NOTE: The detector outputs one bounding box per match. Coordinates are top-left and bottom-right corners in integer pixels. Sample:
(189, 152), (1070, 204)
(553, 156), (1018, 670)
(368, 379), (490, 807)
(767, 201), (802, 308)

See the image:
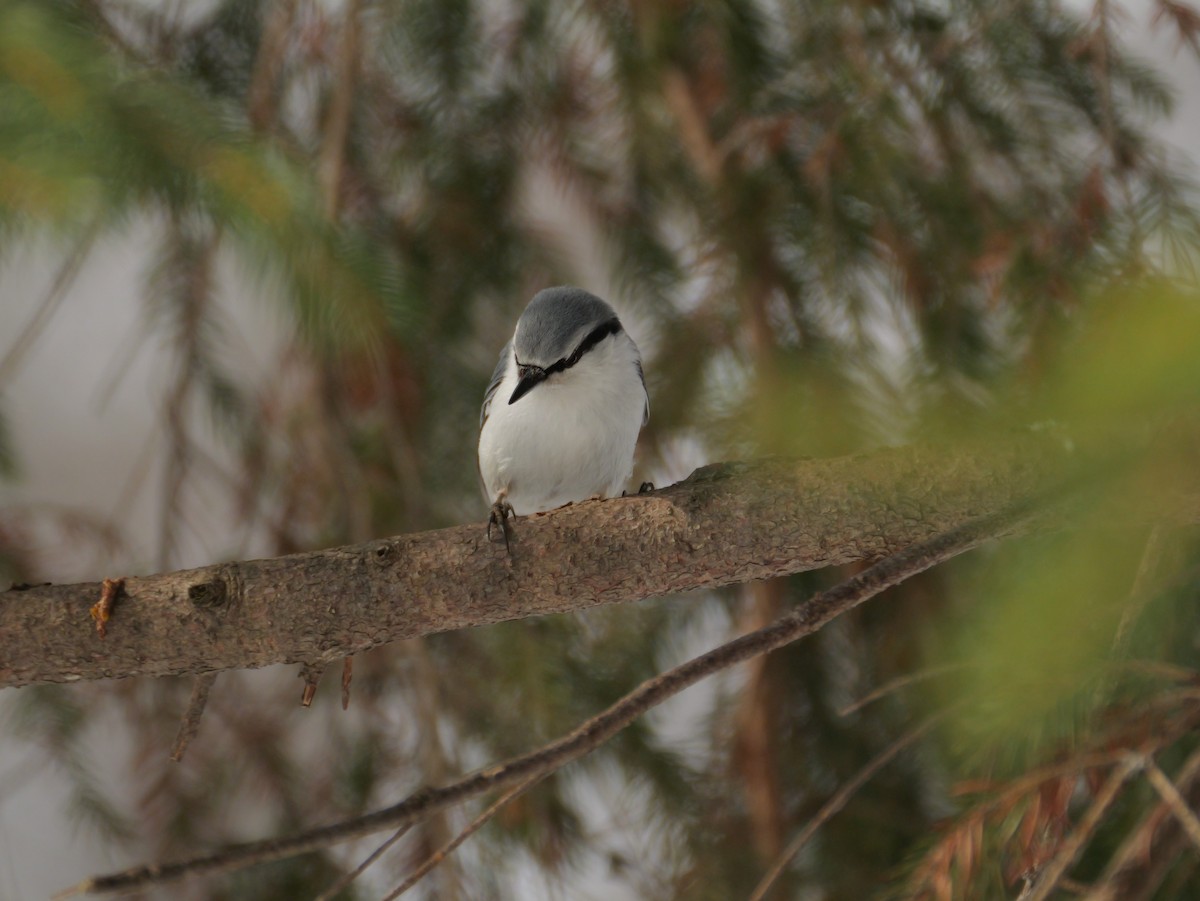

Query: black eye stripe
(512, 318), (623, 383)
(543, 318), (622, 377)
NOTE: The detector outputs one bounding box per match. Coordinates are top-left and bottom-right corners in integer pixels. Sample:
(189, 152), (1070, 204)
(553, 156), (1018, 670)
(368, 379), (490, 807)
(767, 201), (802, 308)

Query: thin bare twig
(747, 712), (945, 901)
(310, 824), (414, 901)
(300, 662), (326, 708)
(62, 502), (1031, 898)
(170, 672), (218, 762)
(382, 775), (544, 900)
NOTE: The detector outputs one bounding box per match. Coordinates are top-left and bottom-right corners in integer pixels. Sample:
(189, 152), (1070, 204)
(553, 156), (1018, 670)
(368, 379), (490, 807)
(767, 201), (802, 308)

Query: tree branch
(64, 497), (1032, 897)
(3, 432), (1197, 690)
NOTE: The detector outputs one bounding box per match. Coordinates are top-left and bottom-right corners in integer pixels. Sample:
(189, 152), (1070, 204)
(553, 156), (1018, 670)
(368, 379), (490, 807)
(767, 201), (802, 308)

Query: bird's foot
(638, 481), (655, 494)
(487, 498), (515, 552)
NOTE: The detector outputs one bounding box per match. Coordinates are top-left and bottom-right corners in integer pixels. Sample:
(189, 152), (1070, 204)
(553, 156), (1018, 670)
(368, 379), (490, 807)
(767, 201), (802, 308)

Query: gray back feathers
(513, 287), (618, 367)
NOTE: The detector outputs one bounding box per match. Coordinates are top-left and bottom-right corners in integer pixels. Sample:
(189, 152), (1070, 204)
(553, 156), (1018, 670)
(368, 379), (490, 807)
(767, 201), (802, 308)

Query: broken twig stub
(89, 577), (124, 639)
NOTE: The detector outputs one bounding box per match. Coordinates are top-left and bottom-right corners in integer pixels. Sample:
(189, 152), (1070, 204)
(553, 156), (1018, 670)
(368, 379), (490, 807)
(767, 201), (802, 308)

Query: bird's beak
(509, 366), (545, 404)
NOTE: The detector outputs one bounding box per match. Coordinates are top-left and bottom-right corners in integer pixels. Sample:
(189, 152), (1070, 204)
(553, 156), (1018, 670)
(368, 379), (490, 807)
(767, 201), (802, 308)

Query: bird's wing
(637, 358), (650, 427)
(479, 340), (511, 432)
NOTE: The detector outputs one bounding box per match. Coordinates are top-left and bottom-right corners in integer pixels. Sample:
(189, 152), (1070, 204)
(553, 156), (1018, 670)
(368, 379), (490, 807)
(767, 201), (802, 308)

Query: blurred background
(2, 0), (1200, 898)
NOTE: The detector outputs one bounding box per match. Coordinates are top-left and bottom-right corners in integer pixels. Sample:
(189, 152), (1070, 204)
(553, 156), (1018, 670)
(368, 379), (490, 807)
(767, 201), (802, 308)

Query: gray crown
(513, 287), (619, 368)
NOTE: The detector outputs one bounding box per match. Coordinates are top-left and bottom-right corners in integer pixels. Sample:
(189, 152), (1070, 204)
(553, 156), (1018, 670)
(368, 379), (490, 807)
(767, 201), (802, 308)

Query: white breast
(477, 333), (647, 515)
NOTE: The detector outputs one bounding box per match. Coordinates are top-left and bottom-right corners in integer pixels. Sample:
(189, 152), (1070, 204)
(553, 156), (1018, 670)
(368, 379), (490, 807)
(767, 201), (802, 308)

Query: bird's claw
(487, 499), (515, 552)
(638, 481), (655, 494)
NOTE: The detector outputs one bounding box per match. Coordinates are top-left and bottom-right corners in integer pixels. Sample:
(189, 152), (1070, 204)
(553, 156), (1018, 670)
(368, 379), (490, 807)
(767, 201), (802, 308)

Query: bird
(478, 286), (649, 542)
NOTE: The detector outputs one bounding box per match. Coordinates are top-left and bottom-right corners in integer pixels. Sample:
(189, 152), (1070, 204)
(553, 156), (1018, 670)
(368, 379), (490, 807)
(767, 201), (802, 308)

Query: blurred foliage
(930, 281), (1200, 755)
(2, 0), (1200, 899)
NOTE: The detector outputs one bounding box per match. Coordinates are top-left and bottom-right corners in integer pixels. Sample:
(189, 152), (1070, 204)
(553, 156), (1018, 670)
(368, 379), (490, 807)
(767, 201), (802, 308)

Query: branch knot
(188, 579), (227, 609)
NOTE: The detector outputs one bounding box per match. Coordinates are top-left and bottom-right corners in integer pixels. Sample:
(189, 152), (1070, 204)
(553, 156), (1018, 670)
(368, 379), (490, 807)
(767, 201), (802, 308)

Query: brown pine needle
(1022, 755), (1143, 901)
(382, 775), (543, 900)
(837, 664), (964, 717)
(1081, 744), (1200, 901)
(310, 824), (413, 901)
(747, 713), (945, 901)
(1114, 524), (1168, 650)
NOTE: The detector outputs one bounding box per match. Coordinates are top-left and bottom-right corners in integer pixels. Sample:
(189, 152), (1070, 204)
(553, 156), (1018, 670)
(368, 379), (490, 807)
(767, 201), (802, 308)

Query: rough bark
(1, 432), (1194, 690)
